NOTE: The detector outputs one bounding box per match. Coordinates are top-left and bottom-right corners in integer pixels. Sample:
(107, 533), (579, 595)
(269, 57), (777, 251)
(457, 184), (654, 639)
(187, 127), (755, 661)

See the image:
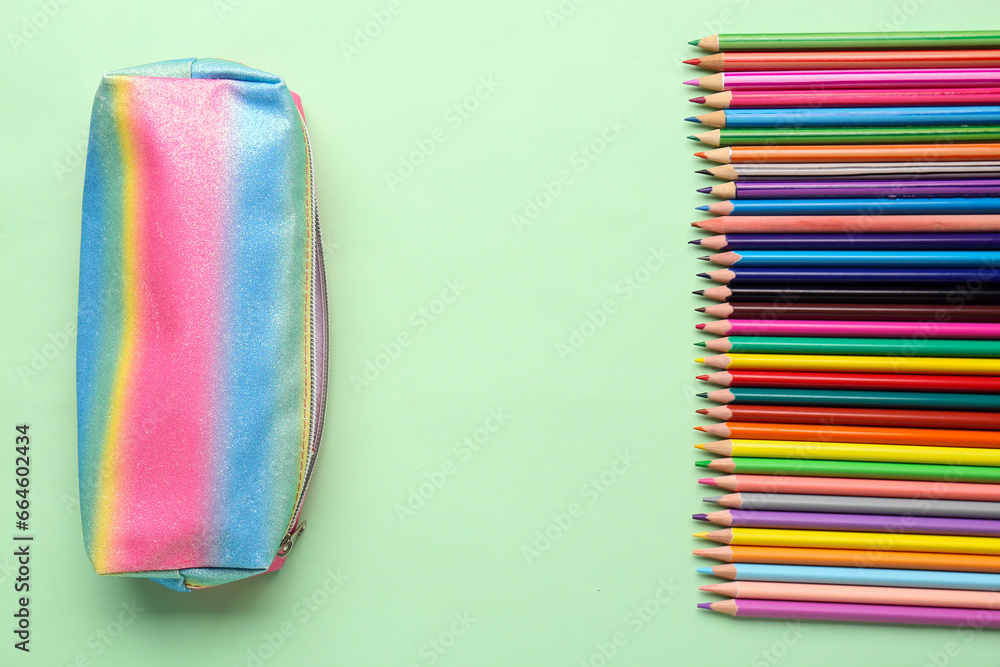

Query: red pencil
(696, 371), (1000, 393)
(696, 405), (1000, 430)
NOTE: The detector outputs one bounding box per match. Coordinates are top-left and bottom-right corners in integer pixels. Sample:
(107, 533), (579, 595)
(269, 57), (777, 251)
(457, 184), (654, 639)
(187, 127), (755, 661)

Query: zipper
(277, 101), (329, 560)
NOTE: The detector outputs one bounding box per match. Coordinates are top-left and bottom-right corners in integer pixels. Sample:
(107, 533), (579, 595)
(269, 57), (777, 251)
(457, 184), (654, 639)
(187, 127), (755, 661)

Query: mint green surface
(2, 2), (1000, 665)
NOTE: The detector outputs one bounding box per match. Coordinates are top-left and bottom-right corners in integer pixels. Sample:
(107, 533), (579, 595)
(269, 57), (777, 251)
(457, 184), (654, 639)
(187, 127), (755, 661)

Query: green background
(2, 1), (998, 665)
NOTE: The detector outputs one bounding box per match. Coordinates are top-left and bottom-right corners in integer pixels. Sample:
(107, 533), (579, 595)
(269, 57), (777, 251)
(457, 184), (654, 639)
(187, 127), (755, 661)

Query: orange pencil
(693, 545), (1000, 572)
(696, 422), (1000, 448)
(696, 143), (1000, 164)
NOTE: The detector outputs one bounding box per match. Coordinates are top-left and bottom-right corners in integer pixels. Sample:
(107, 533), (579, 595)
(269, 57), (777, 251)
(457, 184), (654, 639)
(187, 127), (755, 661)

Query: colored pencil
(692, 89), (1000, 109)
(685, 50), (1000, 72)
(686, 70), (1000, 92)
(704, 492), (1000, 518)
(697, 144), (1000, 163)
(698, 564), (1000, 591)
(689, 32), (1000, 52)
(700, 162), (1000, 180)
(695, 527), (1000, 555)
(698, 337), (1000, 356)
(693, 545), (1000, 572)
(695, 285), (1000, 303)
(692, 234), (1000, 251)
(695, 510), (1000, 537)
(702, 181), (1000, 199)
(701, 581), (1000, 609)
(691, 215), (1000, 233)
(699, 389), (1000, 411)
(696, 404), (1000, 429)
(699, 470), (1000, 493)
(697, 302), (1000, 321)
(690, 107), (1000, 128)
(698, 599), (1000, 627)
(699, 266), (1000, 284)
(697, 422), (1000, 447)
(692, 127), (1000, 147)
(699, 199), (1000, 216)
(699, 438), (1000, 465)
(697, 371), (1000, 392)
(698, 320), (1000, 338)
(698, 354), (1000, 375)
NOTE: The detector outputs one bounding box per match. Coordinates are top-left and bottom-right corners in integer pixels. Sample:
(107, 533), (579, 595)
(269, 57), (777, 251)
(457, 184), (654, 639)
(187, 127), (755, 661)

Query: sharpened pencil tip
(699, 478), (718, 486)
(692, 289), (705, 295)
(695, 357), (705, 363)
(694, 151), (707, 159)
(688, 39), (699, 46)
(693, 513), (708, 521)
(695, 205), (709, 211)
(695, 306), (706, 312)
(695, 375), (708, 381)
(694, 341), (707, 347)
(696, 409), (709, 415)
(703, 496), (722, 503)
(695, 460), (709, 468)
(687, 135), (700, 141)
(695, 323), (706, 330)
(697, 272), (710, 278)
(696, 392), (708, 398)
(689, 239), (702, 245)
(686, 116), (701, 124)
(684, 79), (699, 86)
(690, 96), (706, 104)
(697, 255), (710, 261)
(696, 187), (711, 194)
(693, 531), (710, 539)
(695, 169), (711, 175)
(694, 443), (705, 450)
(683, 58), (701, 65)
(697, 567), (713, 574)
(697, 603), (713, 610)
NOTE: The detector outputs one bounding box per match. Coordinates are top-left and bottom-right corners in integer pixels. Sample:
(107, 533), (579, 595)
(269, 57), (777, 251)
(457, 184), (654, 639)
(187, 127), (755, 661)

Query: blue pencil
(698, 564), (1000, 591)
(701, 267), (1000, 284)
(705, 250), (1000, 267)
(689, 106), (1000, 128)
(701, 198), (1000, 216)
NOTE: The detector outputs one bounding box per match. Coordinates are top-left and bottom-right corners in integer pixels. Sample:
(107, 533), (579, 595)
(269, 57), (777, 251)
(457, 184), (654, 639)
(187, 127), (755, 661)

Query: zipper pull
(277, 521), (307, 558)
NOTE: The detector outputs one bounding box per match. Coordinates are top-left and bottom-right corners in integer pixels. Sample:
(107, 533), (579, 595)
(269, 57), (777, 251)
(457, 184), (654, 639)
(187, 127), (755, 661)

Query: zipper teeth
(285, 105), (328, 539)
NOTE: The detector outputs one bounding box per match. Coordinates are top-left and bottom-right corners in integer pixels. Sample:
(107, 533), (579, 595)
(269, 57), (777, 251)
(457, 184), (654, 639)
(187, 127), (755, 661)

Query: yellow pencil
(698, 439), (1000, 467)
(697, 353), (1000, 375)
(695, 527), (1000, 555)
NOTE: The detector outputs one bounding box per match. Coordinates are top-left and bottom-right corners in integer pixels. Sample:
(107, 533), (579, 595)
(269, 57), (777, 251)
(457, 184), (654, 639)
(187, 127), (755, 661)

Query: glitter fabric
(77, 58), (326, 591)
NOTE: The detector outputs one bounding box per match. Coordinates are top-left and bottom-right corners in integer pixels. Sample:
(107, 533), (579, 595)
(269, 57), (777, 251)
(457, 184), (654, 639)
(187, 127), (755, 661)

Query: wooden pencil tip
(689, 96), (706, 104)
(687, 135), (700, 141)
(694, 443), (706, 450)
(693, 513), (708, 521)
(697, 603), (713, 610)
(695, 357), (705, 363)
(697, 255), (710, 260)
(696, 272), (710, 278)
(695, 460), (710, 467)
(694, 341), (707, 347)
(696, 393), (708, 399)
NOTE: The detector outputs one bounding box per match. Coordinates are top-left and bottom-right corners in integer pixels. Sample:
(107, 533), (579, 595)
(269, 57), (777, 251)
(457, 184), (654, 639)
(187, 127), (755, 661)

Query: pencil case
(76, 58), (328, 591)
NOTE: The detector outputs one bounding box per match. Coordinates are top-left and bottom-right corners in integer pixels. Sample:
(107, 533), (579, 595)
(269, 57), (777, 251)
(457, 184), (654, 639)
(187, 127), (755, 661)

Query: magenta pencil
(697, 320), (1000, 339)
(692, 216), (1000, 234)
(686, 69), (1000, 92)
(699, 599), (1000, 627)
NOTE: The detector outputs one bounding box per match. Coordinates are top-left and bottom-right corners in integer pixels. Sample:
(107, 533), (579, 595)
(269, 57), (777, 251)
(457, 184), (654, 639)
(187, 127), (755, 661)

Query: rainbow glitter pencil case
(76, 58), (328, 591)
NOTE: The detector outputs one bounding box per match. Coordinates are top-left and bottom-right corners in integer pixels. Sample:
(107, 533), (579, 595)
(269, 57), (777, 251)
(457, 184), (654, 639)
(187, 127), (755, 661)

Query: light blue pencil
(699, 564), (1000, 591)
(689, 106), (1000, 128)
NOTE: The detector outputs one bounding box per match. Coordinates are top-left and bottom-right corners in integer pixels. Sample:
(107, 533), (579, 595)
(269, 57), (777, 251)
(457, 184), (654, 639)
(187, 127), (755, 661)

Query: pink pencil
(696, 319), (1000, 339)
(702, 581), (1000, 609)
(686, 69), (1000, 92)
(691, 215), (1000, 234)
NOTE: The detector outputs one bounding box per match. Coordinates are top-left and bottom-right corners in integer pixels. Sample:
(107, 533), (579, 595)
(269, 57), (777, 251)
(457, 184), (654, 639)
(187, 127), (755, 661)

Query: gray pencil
(705, 492), (1000, 519)
(701, 162), (1000, 181)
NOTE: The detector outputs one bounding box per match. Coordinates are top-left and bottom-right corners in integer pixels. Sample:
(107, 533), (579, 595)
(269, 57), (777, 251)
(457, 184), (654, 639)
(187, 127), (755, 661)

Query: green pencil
(697, 457), (1000, 483)
(690, 32), (1000, 52)
(698, 336), (1000, 357)
(690, 126), (1000, 147)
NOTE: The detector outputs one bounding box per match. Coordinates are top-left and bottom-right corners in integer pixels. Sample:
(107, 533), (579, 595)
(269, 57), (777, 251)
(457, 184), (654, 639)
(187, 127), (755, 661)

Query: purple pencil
(686, 69), (1000, 92)
(702, 179), (1000, 199)
(699, 599), (1000, 627)
(694, 509), (1000, 537)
